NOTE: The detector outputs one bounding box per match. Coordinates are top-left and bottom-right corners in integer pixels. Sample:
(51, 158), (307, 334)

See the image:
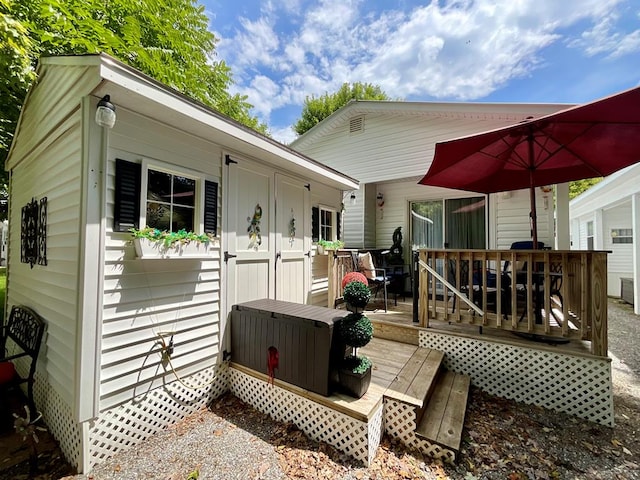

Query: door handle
(305, 251), (311, 257)
(224, 251), (237, 263)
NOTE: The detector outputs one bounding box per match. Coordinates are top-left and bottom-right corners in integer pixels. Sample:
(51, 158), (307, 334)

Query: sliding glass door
(411, 196), (486, 250)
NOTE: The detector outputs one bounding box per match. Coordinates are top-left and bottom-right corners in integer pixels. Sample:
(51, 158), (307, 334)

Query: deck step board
(385, 347), (444, 407)
(415, 371), (471, 453)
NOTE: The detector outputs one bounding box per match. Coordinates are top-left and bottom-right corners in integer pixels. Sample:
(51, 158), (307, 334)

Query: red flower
(341, 271), (368, 289)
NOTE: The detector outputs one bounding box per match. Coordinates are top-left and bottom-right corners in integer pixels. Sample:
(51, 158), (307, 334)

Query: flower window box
(133, 237), (215, 259)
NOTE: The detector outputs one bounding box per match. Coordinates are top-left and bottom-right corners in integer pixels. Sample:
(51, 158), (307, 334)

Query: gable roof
(8, 53), (358, 191)
(291, 99), (572, 150)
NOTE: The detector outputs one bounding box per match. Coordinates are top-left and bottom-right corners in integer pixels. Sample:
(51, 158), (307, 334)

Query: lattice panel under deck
(32, 373), (83, 470)
(230, 368), (382, 465)
(368, 400), (384, 463)
(89, 363), (229, 470)
(419, 331), (614, 426)
(384, 399), (456, 464)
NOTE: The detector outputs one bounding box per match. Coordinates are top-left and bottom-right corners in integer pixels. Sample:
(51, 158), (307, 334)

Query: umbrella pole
(530, 183), (538, 249)
(528, 130), (538, 249)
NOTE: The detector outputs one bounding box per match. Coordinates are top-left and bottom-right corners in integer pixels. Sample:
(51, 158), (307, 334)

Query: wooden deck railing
(328, 248), (608, 357)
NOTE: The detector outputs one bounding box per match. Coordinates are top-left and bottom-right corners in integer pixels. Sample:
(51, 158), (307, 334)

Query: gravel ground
(3, 298), (639, 479)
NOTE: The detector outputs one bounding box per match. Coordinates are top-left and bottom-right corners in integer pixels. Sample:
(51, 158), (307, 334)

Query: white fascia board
(97, 56), (358, 191)
(570, 164), (640, 218)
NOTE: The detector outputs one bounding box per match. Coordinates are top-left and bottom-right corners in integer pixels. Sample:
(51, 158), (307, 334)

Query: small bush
(341, 271), (368, 289)
(342, 355), (372, 374)
(338, 312), (373, 348)
(343, 281), (371, 308)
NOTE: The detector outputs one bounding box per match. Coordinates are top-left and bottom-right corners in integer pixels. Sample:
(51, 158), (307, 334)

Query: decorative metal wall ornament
(247, 204), (262, 250)
(21, 198), (39, 267)
(289, 209), (296, 246)
(38, 197), (48, 265)
(20, 196), (47, 268)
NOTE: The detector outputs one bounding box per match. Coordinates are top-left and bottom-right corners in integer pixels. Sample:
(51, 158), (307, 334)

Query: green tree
(293, 82), (392, 136)
(1, 0), (266, 184)
(569, 178), (602, 200)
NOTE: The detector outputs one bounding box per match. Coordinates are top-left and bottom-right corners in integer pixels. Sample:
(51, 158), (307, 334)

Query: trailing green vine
(129, 227), (213, 248)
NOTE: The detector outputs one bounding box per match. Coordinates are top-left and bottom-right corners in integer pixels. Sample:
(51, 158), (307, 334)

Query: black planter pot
(338, 365), (372, 398)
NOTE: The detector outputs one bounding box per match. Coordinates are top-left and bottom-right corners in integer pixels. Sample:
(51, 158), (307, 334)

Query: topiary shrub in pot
(336, 277), (374, 398)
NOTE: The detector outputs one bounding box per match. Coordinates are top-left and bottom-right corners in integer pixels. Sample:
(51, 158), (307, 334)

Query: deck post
(590, 251), (608, 357)
(419, 250), (429, 327)
(328, 249), (337, 308)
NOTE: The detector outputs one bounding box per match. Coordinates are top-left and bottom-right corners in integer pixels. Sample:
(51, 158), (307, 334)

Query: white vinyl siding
(295, 111), (563, 185)
(604, 203), (632, 296)
(100, 110), (223, 411)
(7, 113), (83, 406)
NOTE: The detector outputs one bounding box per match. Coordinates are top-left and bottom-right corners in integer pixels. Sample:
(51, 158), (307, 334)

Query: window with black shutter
(313, 205), (339, 242)
(114, 158), (218, 236)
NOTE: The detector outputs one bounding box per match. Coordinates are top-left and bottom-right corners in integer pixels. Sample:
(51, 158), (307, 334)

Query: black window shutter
(337, 212), (342, 240)
(312, 206), (319, 242)
(114, 159), (141, 232)
(204, 180), (218, 236)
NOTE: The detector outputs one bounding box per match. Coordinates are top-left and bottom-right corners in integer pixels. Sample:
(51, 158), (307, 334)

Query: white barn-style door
(275, 173), (310, 303)
(224, 156), (275, 308)
(224, 157), (311, 311)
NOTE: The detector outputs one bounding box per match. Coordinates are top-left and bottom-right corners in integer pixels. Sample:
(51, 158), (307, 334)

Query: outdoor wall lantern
(95, 95), (116, 128)
(376, 192), (384, 207)
(350, 192), (357, 205)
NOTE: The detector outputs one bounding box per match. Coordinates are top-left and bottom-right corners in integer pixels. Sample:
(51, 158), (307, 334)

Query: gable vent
(349, 116), (364, 134)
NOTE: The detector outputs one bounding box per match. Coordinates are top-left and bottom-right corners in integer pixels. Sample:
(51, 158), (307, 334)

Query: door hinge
(225, 155), (238, 166)
(224, 251), (237, 263)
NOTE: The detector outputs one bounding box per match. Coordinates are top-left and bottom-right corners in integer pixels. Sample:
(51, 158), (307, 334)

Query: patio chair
(449, 259), (505, 315)
(354, 251), (391, 312)
(502, 241), (563, 323)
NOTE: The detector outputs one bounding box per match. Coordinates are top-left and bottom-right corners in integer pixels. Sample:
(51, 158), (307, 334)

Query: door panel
(225, 159), (275, 309)
(275, 174), (310, 303)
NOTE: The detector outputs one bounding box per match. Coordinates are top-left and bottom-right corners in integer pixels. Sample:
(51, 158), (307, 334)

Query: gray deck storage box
(231, 299), (343, 396)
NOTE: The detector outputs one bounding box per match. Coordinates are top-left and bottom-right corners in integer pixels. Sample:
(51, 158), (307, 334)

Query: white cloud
(568, 12), (640, 59)
(213, 0), (638, 143)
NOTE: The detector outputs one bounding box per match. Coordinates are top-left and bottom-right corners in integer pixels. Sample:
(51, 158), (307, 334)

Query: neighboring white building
(290, 100), (573, 262)
(5, 54), (357, 473)
(570, 163), (640, 313)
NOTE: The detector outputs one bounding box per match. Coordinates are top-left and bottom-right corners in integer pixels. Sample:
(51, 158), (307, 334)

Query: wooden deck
(232, 336), (419, 422)
(364, 297), (599, 357)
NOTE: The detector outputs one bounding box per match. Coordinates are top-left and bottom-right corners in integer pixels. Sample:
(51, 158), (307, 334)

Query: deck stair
(383, 347), (471, 464)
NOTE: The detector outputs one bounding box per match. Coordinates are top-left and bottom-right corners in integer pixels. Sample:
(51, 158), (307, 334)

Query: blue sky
(202, 0), (639, 144)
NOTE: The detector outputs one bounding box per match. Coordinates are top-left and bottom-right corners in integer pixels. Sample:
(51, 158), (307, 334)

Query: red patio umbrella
(419, 86), (640, 247)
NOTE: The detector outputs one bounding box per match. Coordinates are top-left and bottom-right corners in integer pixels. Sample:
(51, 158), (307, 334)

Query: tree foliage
(569, 178), (602, 200)
(0, 0), (266, 183)
(293, 82), (391, 136)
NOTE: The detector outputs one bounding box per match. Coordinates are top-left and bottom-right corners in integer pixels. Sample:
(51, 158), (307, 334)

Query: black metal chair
(0, 305), (46, 414)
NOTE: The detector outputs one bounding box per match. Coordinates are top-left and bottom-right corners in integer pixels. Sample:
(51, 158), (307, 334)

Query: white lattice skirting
(230, 368), (383, 466)
(88, 363), (229, 470)
(419, 331), (614, 426)
(384, 398), (456, 464)
(31, 372), (83, 470)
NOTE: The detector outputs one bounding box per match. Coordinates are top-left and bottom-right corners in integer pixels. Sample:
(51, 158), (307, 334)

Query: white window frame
(586, 221), (594, 250)
(611, 228), (633, 244)
(140, 158), (214, 234)
(318, 205), (338, 241)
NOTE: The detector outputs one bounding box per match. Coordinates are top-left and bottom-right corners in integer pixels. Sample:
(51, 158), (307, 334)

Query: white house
(290, 100), (575, 269)
(570, 163), (640, 313)
(5, 54), (357, 473)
